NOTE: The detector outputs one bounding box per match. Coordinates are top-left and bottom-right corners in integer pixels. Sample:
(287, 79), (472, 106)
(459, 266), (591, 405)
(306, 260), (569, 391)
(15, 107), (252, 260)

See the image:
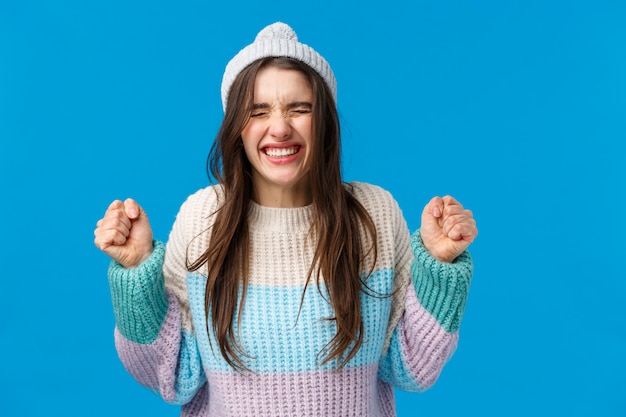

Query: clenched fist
(94, 198), (154, 268)
(420, 195), (478, 263)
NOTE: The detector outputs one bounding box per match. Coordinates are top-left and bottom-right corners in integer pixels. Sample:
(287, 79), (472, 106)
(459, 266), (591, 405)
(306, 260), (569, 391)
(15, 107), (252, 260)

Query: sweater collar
(248, 201), (313, 232)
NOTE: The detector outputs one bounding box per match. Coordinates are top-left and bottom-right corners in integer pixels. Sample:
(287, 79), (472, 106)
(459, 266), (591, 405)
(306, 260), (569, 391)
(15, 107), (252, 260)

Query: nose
(268, 114), (291, 141)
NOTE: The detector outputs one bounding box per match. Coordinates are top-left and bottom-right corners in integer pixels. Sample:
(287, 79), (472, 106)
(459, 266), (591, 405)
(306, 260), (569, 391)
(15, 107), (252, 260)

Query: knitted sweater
(108, 182), (473, 416)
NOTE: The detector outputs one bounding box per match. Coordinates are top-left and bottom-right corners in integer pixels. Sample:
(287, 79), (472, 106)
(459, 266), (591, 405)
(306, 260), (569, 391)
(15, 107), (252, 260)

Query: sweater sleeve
(107, 200), (208, 405)
(377, 230), (473, 392)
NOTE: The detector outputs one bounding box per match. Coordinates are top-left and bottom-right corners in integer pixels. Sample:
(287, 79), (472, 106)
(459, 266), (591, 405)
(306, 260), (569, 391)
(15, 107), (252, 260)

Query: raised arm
(94, 197), (206, 405)
(378, 195), (477, 392)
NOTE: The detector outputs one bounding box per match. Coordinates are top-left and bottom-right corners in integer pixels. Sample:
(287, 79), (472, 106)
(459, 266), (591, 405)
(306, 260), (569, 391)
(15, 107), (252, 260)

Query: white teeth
(265, 147), (299, 157)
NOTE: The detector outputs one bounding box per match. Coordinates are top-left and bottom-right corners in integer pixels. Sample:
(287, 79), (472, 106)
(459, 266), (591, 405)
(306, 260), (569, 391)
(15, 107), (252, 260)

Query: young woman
(94, 22), (478, 417)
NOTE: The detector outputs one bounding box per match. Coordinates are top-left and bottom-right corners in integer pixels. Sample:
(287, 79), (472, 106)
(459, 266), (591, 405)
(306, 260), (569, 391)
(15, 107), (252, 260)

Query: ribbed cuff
(108, 240), (169, 344)
(410, 231), (473, 333)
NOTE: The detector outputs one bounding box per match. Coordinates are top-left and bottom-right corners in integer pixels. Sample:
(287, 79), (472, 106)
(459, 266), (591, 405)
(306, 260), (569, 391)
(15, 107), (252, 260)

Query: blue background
(1, 1), (624, 416)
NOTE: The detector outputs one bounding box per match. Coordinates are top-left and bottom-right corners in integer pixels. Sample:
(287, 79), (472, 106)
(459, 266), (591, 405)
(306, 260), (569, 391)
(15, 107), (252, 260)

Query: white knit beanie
(221, 22), (337, 111)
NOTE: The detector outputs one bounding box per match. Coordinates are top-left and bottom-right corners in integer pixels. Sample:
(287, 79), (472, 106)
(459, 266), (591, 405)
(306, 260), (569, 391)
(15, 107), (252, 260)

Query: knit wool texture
(221, 22), (337, 111)
(107, 182), (473, 416)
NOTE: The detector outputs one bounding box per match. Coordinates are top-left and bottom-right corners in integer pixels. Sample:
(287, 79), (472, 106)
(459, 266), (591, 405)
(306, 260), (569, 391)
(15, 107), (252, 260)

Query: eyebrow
(286, 102), (312, 109)
(251, 102), (312, 110)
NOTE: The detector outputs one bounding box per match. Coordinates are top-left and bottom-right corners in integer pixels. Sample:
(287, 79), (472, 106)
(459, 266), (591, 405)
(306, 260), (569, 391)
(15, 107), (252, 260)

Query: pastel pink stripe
(399, 283), (459, 389)
(189, 364), (396, 417)
(115, 291), (183, 402)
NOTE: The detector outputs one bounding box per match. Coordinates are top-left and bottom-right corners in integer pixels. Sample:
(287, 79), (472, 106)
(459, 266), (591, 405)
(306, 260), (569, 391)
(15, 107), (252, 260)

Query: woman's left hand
(420, 195), (478, 263)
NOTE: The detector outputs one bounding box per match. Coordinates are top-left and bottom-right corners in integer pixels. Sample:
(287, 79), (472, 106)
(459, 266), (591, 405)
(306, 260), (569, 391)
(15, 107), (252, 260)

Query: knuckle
(443, 206), (455, 216)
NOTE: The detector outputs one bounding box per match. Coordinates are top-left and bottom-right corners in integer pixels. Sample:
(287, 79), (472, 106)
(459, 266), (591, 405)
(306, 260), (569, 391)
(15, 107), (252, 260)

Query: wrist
(421, 239), (456, 264)
(121, 242), (155, 269)
(131, 246), (154, 268)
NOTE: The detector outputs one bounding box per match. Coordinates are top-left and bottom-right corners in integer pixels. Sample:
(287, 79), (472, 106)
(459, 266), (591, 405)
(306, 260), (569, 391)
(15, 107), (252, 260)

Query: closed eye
(287, 102), (312, 117)
(250, 103), (270, 118)
(288, 109), (311, 116)
(249, 102), (312, 118)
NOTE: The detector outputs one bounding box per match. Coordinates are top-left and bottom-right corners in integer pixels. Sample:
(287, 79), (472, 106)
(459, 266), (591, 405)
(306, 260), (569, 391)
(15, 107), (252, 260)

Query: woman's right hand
(94, 198), (154, 269)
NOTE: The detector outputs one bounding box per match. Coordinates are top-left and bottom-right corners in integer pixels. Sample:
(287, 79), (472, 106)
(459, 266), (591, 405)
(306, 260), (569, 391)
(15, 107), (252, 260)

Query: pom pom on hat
(255, 22), (298, 41)
(221, 22), (336, 111)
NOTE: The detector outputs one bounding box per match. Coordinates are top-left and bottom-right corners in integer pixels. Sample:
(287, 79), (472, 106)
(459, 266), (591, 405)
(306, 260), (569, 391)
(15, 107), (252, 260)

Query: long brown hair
(187, 57), (378, 371)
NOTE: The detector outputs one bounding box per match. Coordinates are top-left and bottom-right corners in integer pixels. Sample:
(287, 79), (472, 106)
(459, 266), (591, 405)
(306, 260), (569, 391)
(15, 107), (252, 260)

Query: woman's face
(241, 66), (314, 207)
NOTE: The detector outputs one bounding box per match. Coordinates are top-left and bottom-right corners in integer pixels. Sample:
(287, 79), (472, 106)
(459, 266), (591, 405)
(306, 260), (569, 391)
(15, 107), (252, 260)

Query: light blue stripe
(171, 329), (206, 404)
(377, 327), (423, 392)
(187, 269), (395, 373)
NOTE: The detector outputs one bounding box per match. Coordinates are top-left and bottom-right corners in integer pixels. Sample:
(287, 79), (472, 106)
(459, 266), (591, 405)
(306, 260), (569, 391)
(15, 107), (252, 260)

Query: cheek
(240, 124), (251, 143)
(241, 124), (258, 152)
(298, 118), (314, 144)
(241, 137), (257, 161)
(241, 120), (264, 143)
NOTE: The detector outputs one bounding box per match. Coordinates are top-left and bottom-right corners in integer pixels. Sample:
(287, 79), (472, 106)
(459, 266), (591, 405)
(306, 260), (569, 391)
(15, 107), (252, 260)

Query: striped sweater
(107, 182), (473, 416)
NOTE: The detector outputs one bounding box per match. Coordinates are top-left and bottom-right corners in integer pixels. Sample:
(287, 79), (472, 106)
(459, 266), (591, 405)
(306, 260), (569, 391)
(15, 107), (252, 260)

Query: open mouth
(263, 146), (300, 158)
